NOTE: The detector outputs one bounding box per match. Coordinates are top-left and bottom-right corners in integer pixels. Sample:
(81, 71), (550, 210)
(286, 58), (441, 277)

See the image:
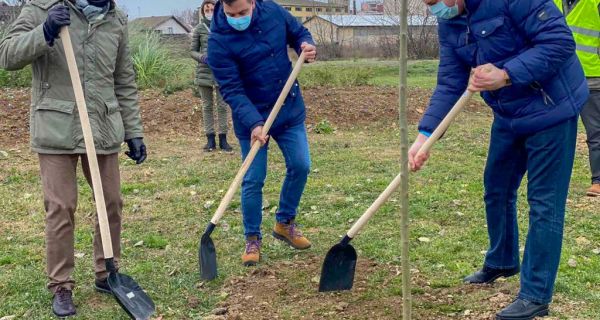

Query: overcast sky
(115, 0), (358, 20)
(115, 0), (204, 19)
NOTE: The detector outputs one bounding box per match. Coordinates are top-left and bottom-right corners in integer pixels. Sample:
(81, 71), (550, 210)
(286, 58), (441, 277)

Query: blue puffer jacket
(208, 0), (314, 138)
(419, 0), (589, 135)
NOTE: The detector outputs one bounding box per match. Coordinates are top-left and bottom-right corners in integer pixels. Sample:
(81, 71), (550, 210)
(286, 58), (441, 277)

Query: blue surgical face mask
(226, 13), (252, 31)
(430, 1), (460, 20)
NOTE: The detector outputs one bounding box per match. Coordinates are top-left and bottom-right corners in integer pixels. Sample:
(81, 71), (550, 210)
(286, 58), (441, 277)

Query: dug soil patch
(203, 254), (571, 320)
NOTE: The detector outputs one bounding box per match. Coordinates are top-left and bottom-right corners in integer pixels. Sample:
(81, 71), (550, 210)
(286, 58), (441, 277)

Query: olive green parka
(0, 0), (143, 154)
(190, 1), (216, 88)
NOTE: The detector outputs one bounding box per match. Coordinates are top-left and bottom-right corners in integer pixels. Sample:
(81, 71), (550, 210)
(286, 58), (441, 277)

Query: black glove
(125, 138), (147, 165)
(43, 5), (71, 47)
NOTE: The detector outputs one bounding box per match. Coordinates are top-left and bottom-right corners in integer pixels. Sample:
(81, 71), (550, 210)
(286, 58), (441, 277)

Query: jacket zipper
(531, 81), (555, 106)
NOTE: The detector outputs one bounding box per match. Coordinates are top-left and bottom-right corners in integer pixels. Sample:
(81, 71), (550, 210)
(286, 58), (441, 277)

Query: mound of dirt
(0, 86), (486, 147)
(0, 88), (30, 147)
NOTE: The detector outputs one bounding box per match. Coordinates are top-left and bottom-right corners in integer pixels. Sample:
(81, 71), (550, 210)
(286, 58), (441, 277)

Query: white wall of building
(155, 19), (188, 35)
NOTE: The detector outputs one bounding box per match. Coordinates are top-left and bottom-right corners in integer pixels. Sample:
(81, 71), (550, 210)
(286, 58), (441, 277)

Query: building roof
(275, 0), (348, 8)
(306, 14), (437, 27)
(130, 15), (192, 33)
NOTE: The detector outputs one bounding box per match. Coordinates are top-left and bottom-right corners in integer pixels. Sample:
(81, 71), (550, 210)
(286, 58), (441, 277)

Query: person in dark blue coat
(410, 1), (589, 319)
(207, 0), (317, 266)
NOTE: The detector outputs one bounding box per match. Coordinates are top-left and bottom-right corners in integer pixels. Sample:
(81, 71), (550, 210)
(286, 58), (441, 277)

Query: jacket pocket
(471, 17), (518, 61)
(32, 98), (77, 150)
(103, 99), (125, 149)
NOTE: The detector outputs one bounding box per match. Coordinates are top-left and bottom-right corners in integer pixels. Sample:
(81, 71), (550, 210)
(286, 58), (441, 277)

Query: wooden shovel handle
(417, 90), (474, 157)
(210, 52), (307, 225)
(60, 27), (114, 258)
(346, 90), (473, 239)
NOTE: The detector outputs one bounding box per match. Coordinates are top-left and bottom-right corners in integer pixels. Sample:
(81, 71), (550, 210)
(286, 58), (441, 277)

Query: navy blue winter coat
(207, 0), (314, 139)
(419, 0), (589, 135)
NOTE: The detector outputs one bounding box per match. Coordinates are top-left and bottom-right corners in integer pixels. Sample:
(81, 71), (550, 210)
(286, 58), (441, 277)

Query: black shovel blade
(199, 223), (218, 280)
(108, 272), (155, 320)
(319, 240), (358, 292)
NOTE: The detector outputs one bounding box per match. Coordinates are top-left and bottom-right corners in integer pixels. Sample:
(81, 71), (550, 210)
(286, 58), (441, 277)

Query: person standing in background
(554, 0), (600, 197)
(191, 0), (233, 152)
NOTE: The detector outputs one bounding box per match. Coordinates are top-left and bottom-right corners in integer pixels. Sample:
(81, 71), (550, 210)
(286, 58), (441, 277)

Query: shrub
(314, 119), (335, 134)
(129, 28), (194, 92)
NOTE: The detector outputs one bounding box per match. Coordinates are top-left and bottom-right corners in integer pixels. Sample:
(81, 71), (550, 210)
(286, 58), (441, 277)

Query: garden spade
(200, 52), (308, 280)
(60, 27), (155, 319)
(319, 90), (474, 292)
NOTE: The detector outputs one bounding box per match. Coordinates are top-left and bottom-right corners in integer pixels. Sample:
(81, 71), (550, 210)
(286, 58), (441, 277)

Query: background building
(130, 16), (192, 35)
(275, 0), (349, 23)
(360, 0), (384, 15)
(304, 14), (438, 58)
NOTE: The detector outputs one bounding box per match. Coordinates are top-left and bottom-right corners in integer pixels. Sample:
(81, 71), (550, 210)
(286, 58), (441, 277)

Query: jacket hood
(200, 0), (215, 18)
(212, 0), (263, 33)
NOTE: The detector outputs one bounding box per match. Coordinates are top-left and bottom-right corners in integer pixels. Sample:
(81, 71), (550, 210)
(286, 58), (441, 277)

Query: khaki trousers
(39, 153), (122, 294)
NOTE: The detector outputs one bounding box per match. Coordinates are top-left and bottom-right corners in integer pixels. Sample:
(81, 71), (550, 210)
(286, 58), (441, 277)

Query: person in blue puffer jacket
(409, 1), (589, 319)
(207, 0), (317, 266)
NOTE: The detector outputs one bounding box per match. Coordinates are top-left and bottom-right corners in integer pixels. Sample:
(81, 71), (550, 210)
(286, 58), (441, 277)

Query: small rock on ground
(212, 307), (228, 316)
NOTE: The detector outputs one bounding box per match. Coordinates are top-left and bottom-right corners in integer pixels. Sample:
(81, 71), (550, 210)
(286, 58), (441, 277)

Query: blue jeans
(239, 123), (311, 239)
(483, 116), (577, 304)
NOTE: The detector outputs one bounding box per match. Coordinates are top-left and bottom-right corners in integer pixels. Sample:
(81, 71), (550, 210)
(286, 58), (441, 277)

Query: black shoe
(52, 288), (76, 318)
(496, 299), (549, 320)
(203, 134), (216, 152)
(218, 134), (233, 152)
(94, 278), (112, 294)
(464, 265), (520, 284)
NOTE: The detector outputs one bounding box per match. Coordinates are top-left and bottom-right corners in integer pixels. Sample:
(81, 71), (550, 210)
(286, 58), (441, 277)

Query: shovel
(60, 27), (155, 319)
(319, 90), (474, 292)
(199, 52), (308, 280)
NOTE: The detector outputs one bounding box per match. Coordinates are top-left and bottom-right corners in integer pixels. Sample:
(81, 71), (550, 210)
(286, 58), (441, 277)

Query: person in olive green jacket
(0, 0), (146, 317)
(190, 0), (233, 152)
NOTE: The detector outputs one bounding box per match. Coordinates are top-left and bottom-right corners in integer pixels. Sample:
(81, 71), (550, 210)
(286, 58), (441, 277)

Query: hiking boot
(273, 220), (311, 250)
(242, 236), (261, 266)
(219, 134), (233, 152)
(586, 184), (600, 197)
(52, 287), (76, 318)
(464, 265), (520, 284)
(496, 299), (549, 320)
(94, 278), (112, 294)
(203, 134), (216, 152)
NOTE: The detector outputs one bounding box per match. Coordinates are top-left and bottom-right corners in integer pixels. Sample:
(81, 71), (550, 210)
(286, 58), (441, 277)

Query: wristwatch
(503, 69), (512, 86)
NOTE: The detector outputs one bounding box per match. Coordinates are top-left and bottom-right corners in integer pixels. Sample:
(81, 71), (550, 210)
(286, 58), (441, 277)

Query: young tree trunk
(398, 0), (411, 319)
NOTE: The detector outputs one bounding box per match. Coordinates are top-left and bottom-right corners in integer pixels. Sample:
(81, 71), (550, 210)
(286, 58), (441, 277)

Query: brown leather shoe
(273, 220), (311, 250)
(242, 236), (261, 266)
(587, 184), (600, 197)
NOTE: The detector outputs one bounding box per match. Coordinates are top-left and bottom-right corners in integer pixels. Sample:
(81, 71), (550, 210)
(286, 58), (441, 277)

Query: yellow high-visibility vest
(554, 0), (600, 77)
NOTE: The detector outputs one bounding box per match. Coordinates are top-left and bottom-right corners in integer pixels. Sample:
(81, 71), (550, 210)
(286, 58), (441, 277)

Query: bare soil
(0, 86), (486, 148)
(200, 254), (570, 320)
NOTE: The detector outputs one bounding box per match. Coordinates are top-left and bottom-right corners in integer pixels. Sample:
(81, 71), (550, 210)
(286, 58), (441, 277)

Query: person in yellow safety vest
(554, 0), (600, 196)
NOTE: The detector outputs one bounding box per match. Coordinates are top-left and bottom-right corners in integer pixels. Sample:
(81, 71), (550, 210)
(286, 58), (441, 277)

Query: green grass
(1, 108), (598, 319)
(0, 65), (31, 88)
(301, 59), (438, 89)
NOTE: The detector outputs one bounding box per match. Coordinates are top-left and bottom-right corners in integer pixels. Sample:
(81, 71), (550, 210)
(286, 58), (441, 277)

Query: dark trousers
(581, 90), (600, 184)
(482, 117), (577, 304)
